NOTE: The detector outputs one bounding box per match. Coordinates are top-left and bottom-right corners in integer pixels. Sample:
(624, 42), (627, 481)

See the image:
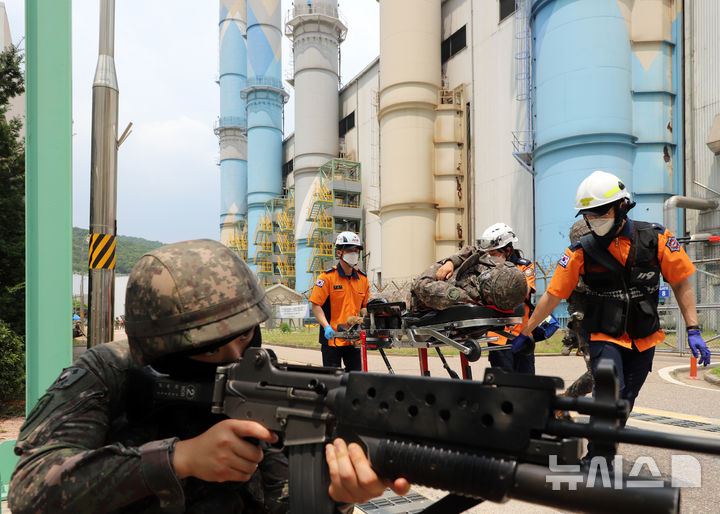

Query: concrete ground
(3, 344), (719, 513)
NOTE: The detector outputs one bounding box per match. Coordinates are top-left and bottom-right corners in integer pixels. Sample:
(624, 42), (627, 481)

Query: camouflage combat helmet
(124, 239), (271, 365)
(477, 261), (527, 310)
(569, 219), (591, 244)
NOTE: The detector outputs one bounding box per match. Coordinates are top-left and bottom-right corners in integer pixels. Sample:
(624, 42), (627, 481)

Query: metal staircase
(512, 0), (534, 175)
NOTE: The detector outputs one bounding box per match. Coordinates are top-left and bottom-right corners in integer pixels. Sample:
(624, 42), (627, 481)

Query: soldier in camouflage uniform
(412, 251), (527, 312)
(431, 223), (537, 368)
(563, 220), (594, 398)
(9, 239), (409, 514)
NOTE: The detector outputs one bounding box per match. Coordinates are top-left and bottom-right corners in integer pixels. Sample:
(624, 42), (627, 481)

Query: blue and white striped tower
(245, 0), (287, 268)
(217, 0), (248, 245)
(531, 0), (682, 278)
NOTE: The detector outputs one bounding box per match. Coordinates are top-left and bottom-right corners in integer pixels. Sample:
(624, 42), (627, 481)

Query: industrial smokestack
(88, 0), (119, 347)
(286, 0), (346, 294)
(245, 0), (287, 272)
(217, 0), (249, 248)
(378, 0), (441, 283)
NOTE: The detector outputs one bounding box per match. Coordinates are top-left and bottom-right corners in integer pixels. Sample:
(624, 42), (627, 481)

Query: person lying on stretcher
(412, 249), (527, 312)
(346, 248), (527, 328)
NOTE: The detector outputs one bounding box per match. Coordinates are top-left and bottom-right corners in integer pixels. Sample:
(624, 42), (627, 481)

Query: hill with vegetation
(72, 227), (166, 274)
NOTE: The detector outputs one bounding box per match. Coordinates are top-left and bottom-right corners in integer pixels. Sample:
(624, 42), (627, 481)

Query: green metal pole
(25, 0), (73, 411)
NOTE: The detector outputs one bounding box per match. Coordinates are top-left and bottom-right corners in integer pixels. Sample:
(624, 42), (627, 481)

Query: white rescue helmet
(335, 231), (363, 250)
(477, 223), (518, 251)
(574, 170), (632, 216)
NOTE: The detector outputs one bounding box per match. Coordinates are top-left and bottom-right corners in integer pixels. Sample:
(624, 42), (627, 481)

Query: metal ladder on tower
(512, 0), (534, 175)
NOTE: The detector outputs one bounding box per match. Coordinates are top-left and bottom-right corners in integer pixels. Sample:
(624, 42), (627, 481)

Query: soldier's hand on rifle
(172, 419), (279, 482)
(435, 260), (455, 280)
(326, 438), (411, 504)
(687, 328), (711, 366)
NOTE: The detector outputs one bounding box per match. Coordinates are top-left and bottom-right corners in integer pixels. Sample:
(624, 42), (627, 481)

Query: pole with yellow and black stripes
(87, 0), (119, 347)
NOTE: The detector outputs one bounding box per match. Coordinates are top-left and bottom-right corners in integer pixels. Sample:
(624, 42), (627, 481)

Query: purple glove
(688, 329), (711, 366)
(511, 333), (535, 355)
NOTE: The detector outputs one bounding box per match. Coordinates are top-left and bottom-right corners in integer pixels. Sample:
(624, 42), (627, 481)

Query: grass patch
(711, 367), (720, 378)
(263, 327), (568, 355)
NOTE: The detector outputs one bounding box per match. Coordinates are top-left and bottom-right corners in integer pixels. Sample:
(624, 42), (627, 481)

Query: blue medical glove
(687, 328), (711, 366)
(511, 333), (535, 355)
(324, 325), (336, 340)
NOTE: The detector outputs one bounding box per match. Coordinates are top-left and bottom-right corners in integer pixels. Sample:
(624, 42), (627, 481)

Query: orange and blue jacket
(547, 220), (694, 351)
(309, 264), (369, 347)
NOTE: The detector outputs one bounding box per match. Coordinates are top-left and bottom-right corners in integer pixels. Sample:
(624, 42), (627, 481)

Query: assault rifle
(152, 348), (720, 513)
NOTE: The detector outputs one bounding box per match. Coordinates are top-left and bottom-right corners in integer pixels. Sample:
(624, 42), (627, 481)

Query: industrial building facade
(219, 0), (720, 298)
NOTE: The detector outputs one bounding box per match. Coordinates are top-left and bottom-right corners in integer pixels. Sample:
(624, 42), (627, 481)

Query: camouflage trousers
(564, 325), (593, 397)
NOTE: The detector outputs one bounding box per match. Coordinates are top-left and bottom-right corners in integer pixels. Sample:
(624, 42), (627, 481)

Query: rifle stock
(206, 349), (718, 513)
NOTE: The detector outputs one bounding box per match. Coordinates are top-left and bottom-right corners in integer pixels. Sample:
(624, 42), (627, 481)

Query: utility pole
(88, 0), (119, 347)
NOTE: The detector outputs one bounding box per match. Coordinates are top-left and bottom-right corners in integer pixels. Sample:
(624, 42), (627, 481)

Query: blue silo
(531, 0), (682, 274)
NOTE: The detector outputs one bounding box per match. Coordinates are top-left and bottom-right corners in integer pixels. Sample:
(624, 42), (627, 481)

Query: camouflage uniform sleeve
(443, 245), (476, 269)
(9, 347), (185, 514)
(412, 262), (475, 310)
(257, 445), (290, 513)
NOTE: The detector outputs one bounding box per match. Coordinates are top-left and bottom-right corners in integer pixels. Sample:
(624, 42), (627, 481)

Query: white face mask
(341, 251), (359, 267)
(489, 254), (506, 265)
(587, 217), (615, 236)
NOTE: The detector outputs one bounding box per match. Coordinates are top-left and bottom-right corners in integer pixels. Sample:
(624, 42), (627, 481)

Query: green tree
(0, 44), (26, 337)
(0, 319), (25, 402)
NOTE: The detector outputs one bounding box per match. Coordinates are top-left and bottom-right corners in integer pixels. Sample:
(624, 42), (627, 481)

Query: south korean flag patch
(558, 254), (570, 268)
(315, 279), (325, 288)
(666, 237), (681, 253)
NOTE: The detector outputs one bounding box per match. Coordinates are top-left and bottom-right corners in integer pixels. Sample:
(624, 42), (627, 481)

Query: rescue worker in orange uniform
(512, 171), (711, 421)
(310, 231), (369, 371)
(436, 222), (537, 372)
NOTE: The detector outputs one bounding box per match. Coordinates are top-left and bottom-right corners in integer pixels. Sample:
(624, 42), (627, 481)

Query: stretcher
(336, 300), (524, 379)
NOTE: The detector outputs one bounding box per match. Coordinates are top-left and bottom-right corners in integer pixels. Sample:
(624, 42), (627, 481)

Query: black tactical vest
(579, 221), (662, 339)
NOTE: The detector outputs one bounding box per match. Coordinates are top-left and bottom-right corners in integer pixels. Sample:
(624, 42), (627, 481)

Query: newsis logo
(545, 455), (701, 490)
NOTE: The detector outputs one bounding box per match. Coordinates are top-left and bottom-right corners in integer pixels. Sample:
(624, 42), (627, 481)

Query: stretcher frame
(337, 302), (524, 379)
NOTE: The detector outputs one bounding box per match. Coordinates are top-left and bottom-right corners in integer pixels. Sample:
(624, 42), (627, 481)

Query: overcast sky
(3, 0), (379, 244)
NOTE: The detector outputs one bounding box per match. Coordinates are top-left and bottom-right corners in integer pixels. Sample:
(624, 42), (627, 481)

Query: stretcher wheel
(463, 340), (482, 362)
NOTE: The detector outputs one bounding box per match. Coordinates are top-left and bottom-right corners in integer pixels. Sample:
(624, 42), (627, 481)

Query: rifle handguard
(366, 438), (515, 502)
(364, 437), (680, 514)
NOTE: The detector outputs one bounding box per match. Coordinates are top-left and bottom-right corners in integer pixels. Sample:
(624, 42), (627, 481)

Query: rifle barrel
(547, 419), (720, 455)
(513, 462), (679, 513)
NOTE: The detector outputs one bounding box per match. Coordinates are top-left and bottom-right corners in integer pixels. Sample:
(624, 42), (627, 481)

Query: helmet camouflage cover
(476, 261), (527, 310)
(569, 219), (591, 244)
(124, 239), (271, 365)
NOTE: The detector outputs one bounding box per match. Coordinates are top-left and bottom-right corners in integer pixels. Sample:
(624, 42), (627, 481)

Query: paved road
(265, 344), (720, 514)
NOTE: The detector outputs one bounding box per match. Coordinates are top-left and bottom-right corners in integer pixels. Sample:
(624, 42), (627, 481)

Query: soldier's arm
(413, 263), (475, 310)
(444, 245), (475, 269)
(9, 352), (184, 513)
